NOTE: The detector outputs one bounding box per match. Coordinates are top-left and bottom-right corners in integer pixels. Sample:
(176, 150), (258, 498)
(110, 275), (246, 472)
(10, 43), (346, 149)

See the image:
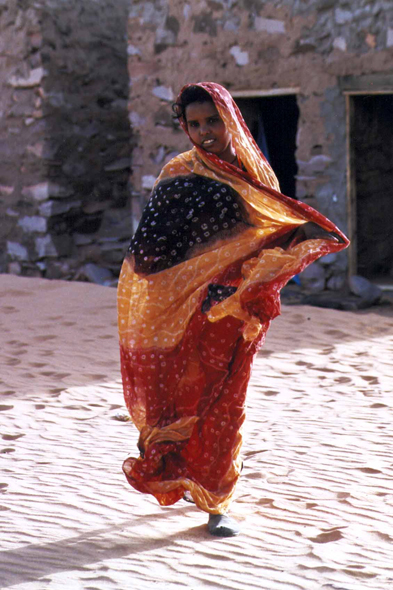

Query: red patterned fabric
(117, 82), (349, 514)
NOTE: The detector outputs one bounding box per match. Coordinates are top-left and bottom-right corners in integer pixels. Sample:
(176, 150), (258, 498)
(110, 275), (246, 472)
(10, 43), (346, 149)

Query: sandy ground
(1, 274), (393, 590)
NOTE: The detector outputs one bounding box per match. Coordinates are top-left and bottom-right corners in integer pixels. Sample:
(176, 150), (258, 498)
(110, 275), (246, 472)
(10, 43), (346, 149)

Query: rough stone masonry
(1, 0), (393, 289)
(127, 0), (393, 292)
(0, 0), (132, 283)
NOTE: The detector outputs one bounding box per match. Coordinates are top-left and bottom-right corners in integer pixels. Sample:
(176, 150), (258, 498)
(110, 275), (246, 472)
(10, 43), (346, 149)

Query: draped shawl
(117, 82), (349, 514)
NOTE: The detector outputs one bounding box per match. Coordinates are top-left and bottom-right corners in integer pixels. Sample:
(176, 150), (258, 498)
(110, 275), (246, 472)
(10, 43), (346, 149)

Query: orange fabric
(117, 82), (349, 514)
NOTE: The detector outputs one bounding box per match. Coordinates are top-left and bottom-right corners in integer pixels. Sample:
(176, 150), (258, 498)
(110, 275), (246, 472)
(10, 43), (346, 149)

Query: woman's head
(173, 84), (235, 163)
(173, 85), (213, 121)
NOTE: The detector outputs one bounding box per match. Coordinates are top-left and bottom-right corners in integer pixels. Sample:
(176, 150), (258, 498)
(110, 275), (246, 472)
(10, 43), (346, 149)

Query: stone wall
(127, 0), (393, 290)
(0, 0), (133, 283)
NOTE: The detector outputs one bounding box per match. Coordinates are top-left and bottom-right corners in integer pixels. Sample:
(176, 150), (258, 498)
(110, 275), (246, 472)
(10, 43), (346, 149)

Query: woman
(117, 82), (349, 537)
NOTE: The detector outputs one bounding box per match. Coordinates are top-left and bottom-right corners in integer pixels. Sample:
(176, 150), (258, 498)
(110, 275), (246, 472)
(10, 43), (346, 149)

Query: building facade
(0, 0), (132, 283)
(127, 0), (393, 288)
(1, 0), (393, 287)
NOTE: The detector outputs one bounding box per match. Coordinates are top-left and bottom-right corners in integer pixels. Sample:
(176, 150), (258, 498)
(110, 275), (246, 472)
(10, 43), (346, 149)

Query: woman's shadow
(0, 505), (209, 587)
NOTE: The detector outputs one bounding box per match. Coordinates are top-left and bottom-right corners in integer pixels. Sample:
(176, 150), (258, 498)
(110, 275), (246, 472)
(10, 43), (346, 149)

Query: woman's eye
(189, 121), (198, 128)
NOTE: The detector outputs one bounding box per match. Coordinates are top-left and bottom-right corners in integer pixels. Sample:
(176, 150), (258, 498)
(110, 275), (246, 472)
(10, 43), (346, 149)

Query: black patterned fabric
(129, 174), (251, 274)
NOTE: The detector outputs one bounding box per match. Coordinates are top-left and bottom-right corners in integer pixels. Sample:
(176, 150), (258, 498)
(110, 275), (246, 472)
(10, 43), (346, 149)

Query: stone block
(223, 15), (240, 32)
(349, 275), (382, 304)
(35, 235), (58, 258)
(81, 263), (113, 285)
(327, 273), (346, 291)
(39, 200), (81, 217)
(8, 67), (45, 88)
(0, 185), (14, 196)
(152, 86), (174, 101)
(254, 17), (285, 34)
(300, 155), (332, 176)
(104, 158), (131, 171)
(155, 15), (179, 51)
(74, 234), (93, 246)
(22, 182), (50, 201)
(230, 46), (249, 66)
(8, 261), (22, 275)
(335, 9), (352, 24)
(127, 45), (141, 56)
(129, 111), (146, 127)
(333, 37), (347, 51)
(18, 216), (47, 233)
(26, 142), (45, 158)
(154, 106), (173, 127)
(192, 12), (217, 36)
(142, 175), (156, 190)
(7, 241), (29, 261)
(319, 252), (338, 267)
(35, 234), (72, 259)
(45, 261), (71, 280)
(299, 263), (326, 293)
(22, 181), (70, 203)
(387, 28), (393, 48)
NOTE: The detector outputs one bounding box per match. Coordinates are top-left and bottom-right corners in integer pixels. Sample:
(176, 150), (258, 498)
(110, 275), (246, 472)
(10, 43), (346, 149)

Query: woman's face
(185, 101), (234, 162)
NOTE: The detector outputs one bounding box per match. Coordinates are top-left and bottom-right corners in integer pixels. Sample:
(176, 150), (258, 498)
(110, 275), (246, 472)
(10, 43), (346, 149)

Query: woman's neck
(217, 143), (237, 165)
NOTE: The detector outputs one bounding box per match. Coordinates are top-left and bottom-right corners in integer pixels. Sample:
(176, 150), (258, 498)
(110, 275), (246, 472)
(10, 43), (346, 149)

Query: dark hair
(172, 85), (213, 121)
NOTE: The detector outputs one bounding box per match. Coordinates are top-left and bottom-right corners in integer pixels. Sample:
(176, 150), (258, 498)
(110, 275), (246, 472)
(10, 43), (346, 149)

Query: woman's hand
(300, 222), (345, 244)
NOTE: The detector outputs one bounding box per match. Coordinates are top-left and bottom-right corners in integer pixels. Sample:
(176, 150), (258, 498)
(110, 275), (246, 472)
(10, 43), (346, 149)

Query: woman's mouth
(202, 139), (215, 146)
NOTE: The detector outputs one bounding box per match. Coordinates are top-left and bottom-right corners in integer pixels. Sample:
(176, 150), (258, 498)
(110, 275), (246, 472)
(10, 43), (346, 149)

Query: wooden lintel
(343, 90), (393, 95)
(231, 88), (300, 98)
(345, 94), (357, 276)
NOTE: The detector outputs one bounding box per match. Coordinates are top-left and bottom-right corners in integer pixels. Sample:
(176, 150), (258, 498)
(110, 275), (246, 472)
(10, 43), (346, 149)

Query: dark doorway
(235, 95), (299, 199)
(351, 94), (393, 280)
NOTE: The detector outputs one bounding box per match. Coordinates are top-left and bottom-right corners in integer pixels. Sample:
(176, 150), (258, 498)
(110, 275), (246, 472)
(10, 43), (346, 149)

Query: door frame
(344, 90), (393, 276)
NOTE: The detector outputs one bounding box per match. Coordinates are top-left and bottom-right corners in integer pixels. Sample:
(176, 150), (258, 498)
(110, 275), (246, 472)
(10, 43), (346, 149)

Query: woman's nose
(199, 123), (209, 136)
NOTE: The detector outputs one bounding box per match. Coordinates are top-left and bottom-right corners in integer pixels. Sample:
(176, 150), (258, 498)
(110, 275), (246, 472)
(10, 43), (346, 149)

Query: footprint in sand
(84, 373), (109, 380)
(325, 329), (348, 338)
(2, 434), (24, 441)
(0, 405), (13, 411)
(357, 467), (382, 474)
(335, 376), (352, 384)
(309, 529), (344, 543)
(41, 372), (70, 379)
(5, 358), (21, 366)
(1, 306), (18, 314)
(246, 472), (264, 480)
(337, 492), (351, 499)
(296, 361), (313, 368)
(49, 388), (64, 396)
(243, 449), (268, 458)
(361, 375), (379, 385)
(0, 289), (28, 298)
(257, 498), (274, 507)
(34, 335), (57, 342)
(0, 448), (15, 454)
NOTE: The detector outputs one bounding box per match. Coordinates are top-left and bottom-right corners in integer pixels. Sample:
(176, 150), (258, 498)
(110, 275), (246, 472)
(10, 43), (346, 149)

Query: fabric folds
(117, 82), (349, 514)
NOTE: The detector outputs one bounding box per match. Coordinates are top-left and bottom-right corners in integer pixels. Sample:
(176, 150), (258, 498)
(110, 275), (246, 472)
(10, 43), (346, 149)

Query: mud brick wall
(0, 0), (132, 282)
(127, 0), (393, 288)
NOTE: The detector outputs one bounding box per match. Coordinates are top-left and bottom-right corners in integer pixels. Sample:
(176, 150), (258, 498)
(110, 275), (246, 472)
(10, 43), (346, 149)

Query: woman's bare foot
(207, 513), (240, 537)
